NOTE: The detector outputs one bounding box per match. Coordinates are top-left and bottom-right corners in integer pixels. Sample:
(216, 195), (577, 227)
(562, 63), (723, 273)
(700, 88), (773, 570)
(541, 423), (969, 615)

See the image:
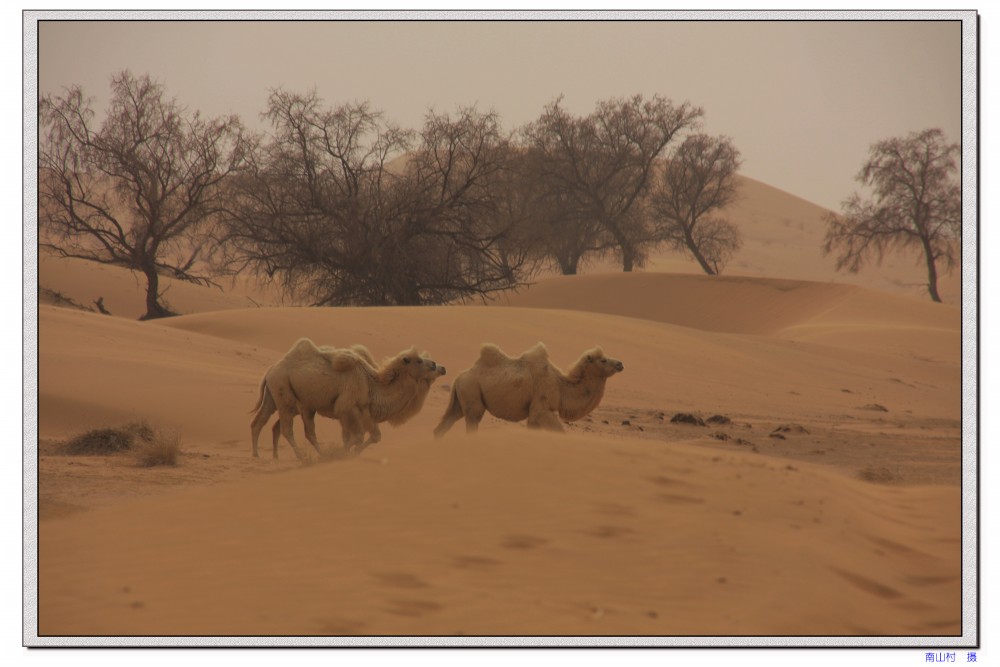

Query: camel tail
(433, 380), (463, 438)
(249, 375), (268, 415)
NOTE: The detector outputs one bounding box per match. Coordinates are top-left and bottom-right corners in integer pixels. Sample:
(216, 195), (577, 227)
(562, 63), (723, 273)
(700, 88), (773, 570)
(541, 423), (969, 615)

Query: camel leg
(527, 406), (564, 432)
(433, 412), (461, 438)
(263, 378), (311, 463)
(251, 416), (264, 458)
(462, 395), (486, 434)
(335, 406), (365, 452)
(276, 404), (310, 462)
(250, 388), (278, 458)
(271, 419), (282, 459)
(363, 412), (382, 446)
(300, 408), (323, 455)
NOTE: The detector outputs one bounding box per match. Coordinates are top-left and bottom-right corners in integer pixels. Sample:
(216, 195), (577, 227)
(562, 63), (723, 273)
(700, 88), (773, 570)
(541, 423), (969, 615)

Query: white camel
(433, 342), (623, 436)
(269, 344), (446, 453)
(249, 338), (442, 460)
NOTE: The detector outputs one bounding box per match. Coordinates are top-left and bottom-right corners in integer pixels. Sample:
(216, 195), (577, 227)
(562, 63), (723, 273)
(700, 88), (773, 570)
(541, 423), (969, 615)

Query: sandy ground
(31, 177), (966, 640)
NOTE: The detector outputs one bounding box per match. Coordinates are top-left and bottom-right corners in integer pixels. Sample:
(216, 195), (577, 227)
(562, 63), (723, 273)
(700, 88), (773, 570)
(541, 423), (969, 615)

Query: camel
(269, 344), (446, 453)
(433, 342), (623, 436)
(265, 343), (379, 452)
(249, 338), (443, 460)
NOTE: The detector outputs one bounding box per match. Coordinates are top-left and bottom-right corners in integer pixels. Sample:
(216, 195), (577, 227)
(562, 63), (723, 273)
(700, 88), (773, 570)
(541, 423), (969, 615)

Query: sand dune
(35, 282), (962, 637)
(499, 272), (961, 371)
(32, 177), (965, 641)
(499, 272), (958, 337)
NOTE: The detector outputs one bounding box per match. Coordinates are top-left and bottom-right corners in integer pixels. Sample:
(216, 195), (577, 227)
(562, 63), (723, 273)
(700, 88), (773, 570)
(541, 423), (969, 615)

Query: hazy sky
(36, 18), (964, 211)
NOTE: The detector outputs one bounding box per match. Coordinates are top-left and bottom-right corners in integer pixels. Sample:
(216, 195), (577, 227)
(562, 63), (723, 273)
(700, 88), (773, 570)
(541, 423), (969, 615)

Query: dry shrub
(63, 420), (154, 455)
(133, 430), (181, 467)
(62, 420), (180, 467)
(857, 464), (901, 484)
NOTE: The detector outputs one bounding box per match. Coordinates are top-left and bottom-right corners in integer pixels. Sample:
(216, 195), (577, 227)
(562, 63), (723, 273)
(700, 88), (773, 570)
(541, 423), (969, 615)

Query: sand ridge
(498, 272), (958, 337)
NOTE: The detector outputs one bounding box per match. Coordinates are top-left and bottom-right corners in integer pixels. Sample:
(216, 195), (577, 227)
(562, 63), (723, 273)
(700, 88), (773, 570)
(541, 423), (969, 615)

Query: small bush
(62, 427), (132, 454)
(671, 413), (706, 426)
(706, 415), (732, 425)
(63, 420), (151, 455)
(62, 420), (180, 467)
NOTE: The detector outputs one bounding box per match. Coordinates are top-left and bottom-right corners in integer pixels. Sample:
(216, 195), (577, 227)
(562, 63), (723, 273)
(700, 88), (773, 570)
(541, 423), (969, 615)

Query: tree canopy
(38, 70), (250, 319)
(520, 94), (703, 273)
(823, 128), (960, 303)
(652, 133), (743, 275)
(216, 90), (533, 306)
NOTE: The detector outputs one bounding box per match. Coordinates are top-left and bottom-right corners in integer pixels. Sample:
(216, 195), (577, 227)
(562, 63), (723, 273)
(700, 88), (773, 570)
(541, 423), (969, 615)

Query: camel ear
(403, 356), (410, 364)
(586, 354), (594, 363)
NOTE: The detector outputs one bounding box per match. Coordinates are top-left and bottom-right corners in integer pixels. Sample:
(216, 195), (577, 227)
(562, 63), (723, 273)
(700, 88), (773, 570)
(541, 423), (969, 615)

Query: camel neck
(368, 377), (422, 422)
(557, 372), (607, 421)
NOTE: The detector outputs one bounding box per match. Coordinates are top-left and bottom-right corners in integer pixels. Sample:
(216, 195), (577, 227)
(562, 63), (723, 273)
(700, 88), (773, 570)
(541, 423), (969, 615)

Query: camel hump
(348, 344), (377, 367)
(285, 337), (320, 360)
(478, 343), (511, 367)
(322, 349), (362, 373)
(520, 342), (550, 365)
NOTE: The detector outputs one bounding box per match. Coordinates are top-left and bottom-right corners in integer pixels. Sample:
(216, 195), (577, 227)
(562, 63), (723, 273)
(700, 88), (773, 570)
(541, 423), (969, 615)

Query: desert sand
(32, 178), (964, 641)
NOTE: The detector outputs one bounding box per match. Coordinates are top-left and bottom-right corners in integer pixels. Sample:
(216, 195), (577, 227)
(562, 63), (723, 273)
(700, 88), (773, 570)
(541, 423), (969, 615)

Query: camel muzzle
(614, 361), (624, 372)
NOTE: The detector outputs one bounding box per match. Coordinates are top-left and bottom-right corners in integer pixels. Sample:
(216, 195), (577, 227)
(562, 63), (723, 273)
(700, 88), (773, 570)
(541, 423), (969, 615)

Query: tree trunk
(685, 232), (718, 276)
(601, 217), (637, 273)
(621, 249), (635, 273)
(140, 263), (172, 320)
(559, 254), (579, 275)
(922, 239), (942, 303)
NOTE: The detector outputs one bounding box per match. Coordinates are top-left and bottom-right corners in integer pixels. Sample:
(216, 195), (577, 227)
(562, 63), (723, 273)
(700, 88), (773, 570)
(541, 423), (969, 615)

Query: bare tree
(652, 134), (743, 275)
(217, 91), (531, 306)
(521, 95), (703, 272)
(823, 128), (960, 303)
(528, 205), (612, 276)
(38, 71), (250, 319)
(505, 148), (613, 276)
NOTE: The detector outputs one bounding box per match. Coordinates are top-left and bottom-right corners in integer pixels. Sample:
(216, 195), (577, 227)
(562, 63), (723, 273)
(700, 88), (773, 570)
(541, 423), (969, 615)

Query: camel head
(379, 346), (441, 384)
(419, 352), (446, 383)
(579, 346), (624, 379)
